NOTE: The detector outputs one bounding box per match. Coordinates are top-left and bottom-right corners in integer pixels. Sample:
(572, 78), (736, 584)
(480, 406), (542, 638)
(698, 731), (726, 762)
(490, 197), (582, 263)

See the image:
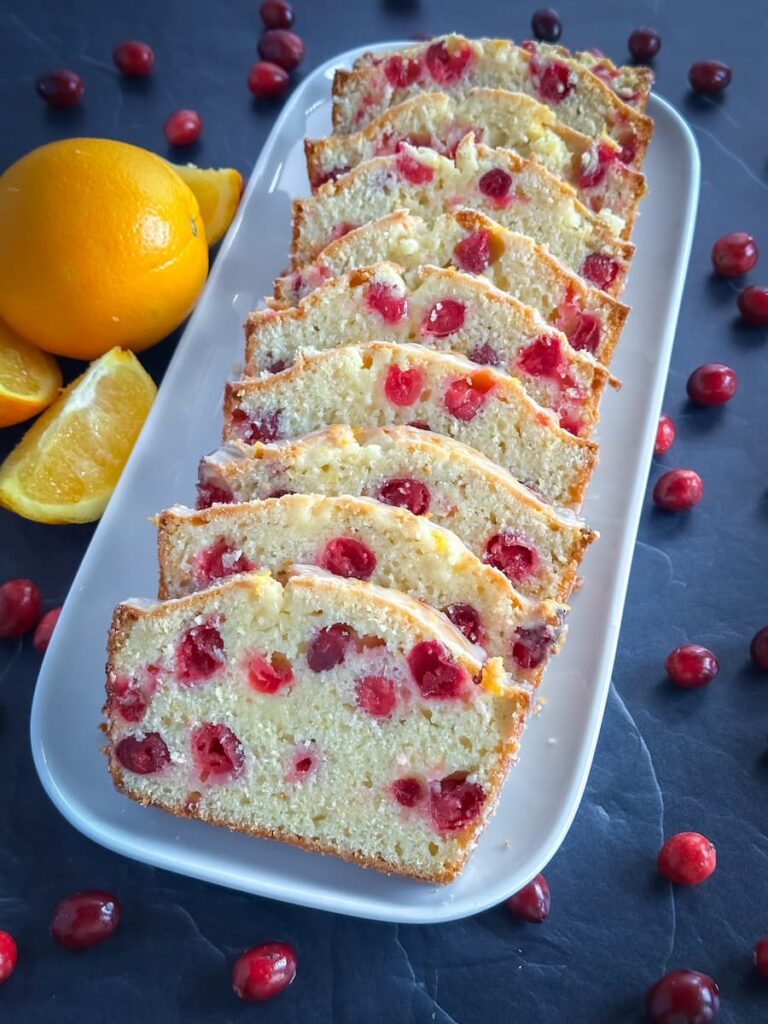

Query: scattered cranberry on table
(655, 414), (676, 455)
(0, 579), (41, 638)
(686, 363), (738, 407)
(50, 891), (121, 950)
(652, 469), (703, 512)
(628, 28), (661, 62)
(113, 40), (155, 77)
(750, 626), (768, 670)
(689, 60), (732, 95)
(232, 942), (297, 1002)
(258, 29), (304, 72)
(658, 832), (716, 885)
(260, 0), (294, 29)
(665, 645), (719, 689)
(0, 931), (17, 985)
(645, 970), (720, 1024)
(711, 232), (758, 277)
(33, 608), (62, 653)
(737, 285), (768, 327)
(506, 872), (551, 923)
(755, 937), (768, 979)
(248, 61), (290, 99)
(164, 109), (203, 146)
(35, 69), (84, 108)
(531, 8), (561, 43)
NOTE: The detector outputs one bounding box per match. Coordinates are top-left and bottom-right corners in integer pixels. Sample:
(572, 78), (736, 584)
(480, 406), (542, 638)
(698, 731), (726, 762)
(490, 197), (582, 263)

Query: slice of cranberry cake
(246, 263), (615, 438)
(223, 342), (598, 508)
(332, 35), (653, 169)
(275, 210), (628, 366)
(197, 426), (596, 603)
(105, 569), (530, 883)
(531, 42), (653, 112)
(291, 136), (634, 297)
(156, 494), (567, 684)
(306, 89), (646, 238)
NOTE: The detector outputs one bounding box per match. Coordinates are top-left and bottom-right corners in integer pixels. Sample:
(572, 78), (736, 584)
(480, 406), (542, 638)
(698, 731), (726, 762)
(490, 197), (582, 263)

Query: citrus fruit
(0, 348), (156, 523)
(0, 138), (208, 361)
(0, 320), (62, 428)
(170, 163), (243, 245)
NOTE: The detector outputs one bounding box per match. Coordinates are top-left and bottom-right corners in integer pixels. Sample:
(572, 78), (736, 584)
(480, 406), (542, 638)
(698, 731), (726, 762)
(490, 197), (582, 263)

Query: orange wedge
(170, 164), (243, 246)
(0, 348), (156, 523)
(0, 320), (62, 428)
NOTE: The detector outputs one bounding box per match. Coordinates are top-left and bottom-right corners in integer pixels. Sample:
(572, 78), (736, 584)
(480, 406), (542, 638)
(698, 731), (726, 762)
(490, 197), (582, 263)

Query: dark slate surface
(1, 1), (767, 1021)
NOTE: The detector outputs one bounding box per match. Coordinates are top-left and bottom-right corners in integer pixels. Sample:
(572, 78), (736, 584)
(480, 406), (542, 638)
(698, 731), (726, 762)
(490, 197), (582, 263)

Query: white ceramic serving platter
(30, 43), (700, 924)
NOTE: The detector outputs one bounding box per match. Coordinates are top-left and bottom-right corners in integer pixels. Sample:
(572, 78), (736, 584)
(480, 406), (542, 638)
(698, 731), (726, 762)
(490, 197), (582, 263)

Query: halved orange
(0, 320), (62, 428)
(0, 348), (156, 523)
(171, 164), (243, 246)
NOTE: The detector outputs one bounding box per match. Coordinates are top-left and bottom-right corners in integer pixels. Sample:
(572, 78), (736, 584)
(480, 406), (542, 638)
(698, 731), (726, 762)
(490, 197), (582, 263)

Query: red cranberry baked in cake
(196, 426), (597, 603)
(105, 569), (530, 882)
(223, 342), (598, 508)
(527, 42), (653, 112)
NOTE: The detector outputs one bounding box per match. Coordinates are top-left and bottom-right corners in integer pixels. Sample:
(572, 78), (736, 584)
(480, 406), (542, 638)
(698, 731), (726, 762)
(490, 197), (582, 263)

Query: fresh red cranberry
(444, 603), (485, 646)
(248, 61), (290, 99)
(755, 937), (768, 978)
(478, 168), (513, 203)
(454, 230), (492, 274)
(51, 891), (120, 951)
(512, 624), (554, 670)
(467, 343), (501, 366)
(687, 363), (738, 407)
(506, 873), (551, 923)
(197, 480), (236, 508)
(689, 60), (731, 94)
(230, 408), (281, 443)
(375, 477), (431, 515)
(355, 675), (397, 718)
(384, 365), (425, 406)
(429, 774), (485, 831)
(518, 335), (563, 379)
(581, 253), (620, 291)
(531, 9), (561, 42)
(653, 469), (703, 511)
(319, 537), (376, 580)
(164, 109), (202, 146)
(444, 372), (495, 421)
(0, 931), (17, 984)
(260, 0), (294, 29)
(113, 40), (155, 76)
(628, 28), (661, 62)
(568, 311), (601, 353)
(425, 40), (473, 84)
(36, 69), (84, 108)
(408, 640), (469, 699)
(665, 645), (719, 689)
(258, 30), (304, 71)
(646, 970), (719, 1024)
(577, 141), (616, 190)
(192, 723), (245, 780)
(396, 152), (434, 185)
(196, 540), (253, 586)
(384, 55), (422, 88)
(391, 777), (424, 807)
(423, 299), (466, 337)
(0, 579), (41, 638)
(750, 626), (768, 670)
(366, 282), (408, 323)
(658, 832), (716, 885)
(484, 532), (538, 583)
(33, 607), (62, 653)
(232, 942), (297, 1002)
(655, 414), (676, 455)
(711, 232), (758, 277)
(115, 732), (170, 774)
(248, 653), (294, 693)
(176, 621), (225, 683)
(306, 622), (355, 671)
(534, 62), (573, 104)
(738, 285), (768, 326)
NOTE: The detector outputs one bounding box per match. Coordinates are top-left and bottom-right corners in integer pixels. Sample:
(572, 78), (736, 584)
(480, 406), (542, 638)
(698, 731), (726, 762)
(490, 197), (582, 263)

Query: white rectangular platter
(30, 43), (700, 924)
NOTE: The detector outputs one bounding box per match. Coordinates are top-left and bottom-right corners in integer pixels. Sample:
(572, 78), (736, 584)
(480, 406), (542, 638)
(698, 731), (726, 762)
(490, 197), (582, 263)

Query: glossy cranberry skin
(113, 40), (155, 77)
(33, 607), (62, 653)
(652, 469), (703, 512)
(531, 9), (562, 43)
(506, 873), (551, 923)
(665, 645), (719, 689)
(164, 109), (202, 146)
(658, 832), (716, 885)
(655, 414), (676, 455)
(0, 931), (17, 985)
(738, 285), (768, 326)
(755, 937), (768, 978)
(629, 28), (661, 62)
(258, 30), (304, 72)
(646, 970), (720, 1024)
(248, 61), (290, 99)
(51, 891), (121, 950)
(686, 363), (738, 407)
(232, 942), (297, 1002)
(260, 0), (294, 29)
(711, 232), (758, 277)
(36, 69), (84, 108)
(0, 579), (41, 638)
(689, 60), (731, 94)
(750, 626), (768, 670)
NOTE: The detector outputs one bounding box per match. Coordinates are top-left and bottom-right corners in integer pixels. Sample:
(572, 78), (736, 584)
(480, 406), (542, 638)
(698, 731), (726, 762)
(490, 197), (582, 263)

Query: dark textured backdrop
(1, 1), (766, 1021)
